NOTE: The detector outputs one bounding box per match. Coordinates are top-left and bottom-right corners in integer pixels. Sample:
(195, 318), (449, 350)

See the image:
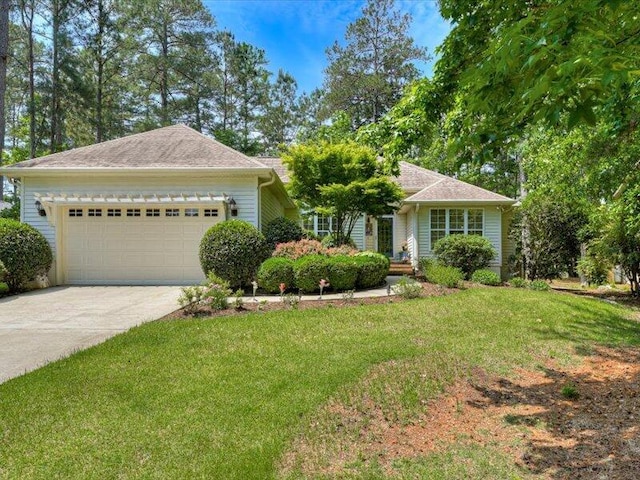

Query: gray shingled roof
(8, 124), (270, 170)
(253, 158), (511, 203)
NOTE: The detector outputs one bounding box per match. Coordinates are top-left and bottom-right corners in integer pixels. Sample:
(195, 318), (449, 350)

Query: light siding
(350, 215), (365, 250)
(260, 187), (284, 230)
(394, 213), (407, 258)
(406, 209), (417, 266)
(22, 175), (260, 254)
(417, 205), (503, 267)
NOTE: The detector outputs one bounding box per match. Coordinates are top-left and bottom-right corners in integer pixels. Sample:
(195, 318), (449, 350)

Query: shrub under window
(433, 234), (496, 279)
(263, 217), (304, 249)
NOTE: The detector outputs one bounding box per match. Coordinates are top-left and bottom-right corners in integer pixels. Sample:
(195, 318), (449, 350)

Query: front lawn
(0, 288), (638, 479)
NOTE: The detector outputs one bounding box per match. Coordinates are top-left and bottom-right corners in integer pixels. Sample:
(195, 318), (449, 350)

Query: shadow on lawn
(469, 347), (640, 479)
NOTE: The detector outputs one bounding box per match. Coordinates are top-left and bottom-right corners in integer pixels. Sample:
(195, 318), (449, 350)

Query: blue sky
(203, 0), (450, 94)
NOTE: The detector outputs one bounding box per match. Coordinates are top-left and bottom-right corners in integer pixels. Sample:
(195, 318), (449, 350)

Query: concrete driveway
(0, 286), (182, 384)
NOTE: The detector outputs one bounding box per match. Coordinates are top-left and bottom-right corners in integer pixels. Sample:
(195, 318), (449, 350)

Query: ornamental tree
(282, 141), (403, 245)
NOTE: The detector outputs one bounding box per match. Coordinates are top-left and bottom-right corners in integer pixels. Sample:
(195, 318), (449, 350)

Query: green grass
(0, 288), (638, 479)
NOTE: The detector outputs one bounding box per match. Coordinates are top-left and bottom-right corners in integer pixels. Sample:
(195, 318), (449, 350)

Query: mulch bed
(164, 282), (453, 320)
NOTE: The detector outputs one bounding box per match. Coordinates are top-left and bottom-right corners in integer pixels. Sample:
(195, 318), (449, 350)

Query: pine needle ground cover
(0, 289), (638, 479)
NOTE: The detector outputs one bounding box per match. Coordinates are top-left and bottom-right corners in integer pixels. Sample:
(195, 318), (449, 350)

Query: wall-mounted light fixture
(35, 200), (46, 217)
(228, 197), (238, 217)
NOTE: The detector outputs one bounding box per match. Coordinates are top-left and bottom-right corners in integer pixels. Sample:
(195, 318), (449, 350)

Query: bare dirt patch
(282, 347), (640, 479)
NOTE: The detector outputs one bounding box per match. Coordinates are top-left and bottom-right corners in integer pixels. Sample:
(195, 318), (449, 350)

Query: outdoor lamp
(229, 197), (238, 217)
(35, 200), (46, 217)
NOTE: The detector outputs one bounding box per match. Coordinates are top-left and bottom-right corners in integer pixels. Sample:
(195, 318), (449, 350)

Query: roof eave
(0, 167), (273, 178)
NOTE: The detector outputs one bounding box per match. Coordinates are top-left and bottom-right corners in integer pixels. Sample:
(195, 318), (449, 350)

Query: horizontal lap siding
(394, 213), (407, 257)
(416, 205), (503, 266)
(351, 215), (365, 250)
(260, 187), (284, 230)
(22, 175), (260, 254)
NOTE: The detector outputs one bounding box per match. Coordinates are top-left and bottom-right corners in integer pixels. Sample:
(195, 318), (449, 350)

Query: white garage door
(62, 205), (222, 285)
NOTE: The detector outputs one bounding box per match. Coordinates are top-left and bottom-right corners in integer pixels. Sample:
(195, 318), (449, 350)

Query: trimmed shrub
(273, 239), (325, 260)
(509, 277), (528, 288)
(327, 255), (360, 291)
(433, 234), (496, 279)
(353, 251), (390, 289)
(199, 220), (270, 288)
(321, 234), (357, 249)
(0, 219), (53, 291)
(202, 273), (232, 311)
(421, 258), (463, 288)
(471, 269), (502, 286)
(293, 255), (331, 293)
(263, 217), (304, 249)
(257, 257), (295, 293)
(0, 260), (6, 283)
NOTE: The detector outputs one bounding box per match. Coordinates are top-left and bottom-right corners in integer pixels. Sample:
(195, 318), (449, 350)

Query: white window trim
(429, 208), (485, 251)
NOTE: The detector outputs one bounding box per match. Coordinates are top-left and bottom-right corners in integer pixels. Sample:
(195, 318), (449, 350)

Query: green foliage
(0, 200), (19, 220)
(576, 255), (609, 287)
(0, 283), (8, 295)
(529, 280), (551, 292)
(0, 219), (53, 291)
(320, 233), (356, 249)
(232, 289), (245, 311)
(0, 260), (6, 283)
(273, 239), (326, 260)
(257, 257), (295, 294)
(199, 220), (270, 289)
(391, 276), (423, 299)
(432, 235), (496, 279)
(471, 269), (501, 286)
(293, 255), (331, 293)
(561, 383), (580, 400)
(326, 255), (360, 291)
(283, 141), (403, 245)
(420, 258), (463, 288)
(203, 273), (232, 311)
(353, 251), (390, 289)
(177, 286), (206, 315)
(509, 277), (528, 288)
(263, 216), (304, 249)
(516, 195), (590, 280)
(323, 0), (427, 128)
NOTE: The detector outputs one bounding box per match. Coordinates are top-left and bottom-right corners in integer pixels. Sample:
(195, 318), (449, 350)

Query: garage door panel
(63, 207), (216, 285)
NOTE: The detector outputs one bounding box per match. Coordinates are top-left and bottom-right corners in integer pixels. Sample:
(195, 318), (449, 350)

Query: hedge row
(257, 252), (389, 293)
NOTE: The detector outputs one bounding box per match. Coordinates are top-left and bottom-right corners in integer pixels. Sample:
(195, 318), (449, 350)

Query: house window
(430, 208), (485, 249)
(88, 208), (102, 217)
(127, 208), (141, 217)
(165, 208), (180, 217)
(107, 208), (122, 217)
(204, 208), (218, 217)
(146, 208), (160, 217)
(316, 214), (332, 238)
(185, 208), (199, 217)
(302, 214), (315, 232)
(69, 208), (83, 217)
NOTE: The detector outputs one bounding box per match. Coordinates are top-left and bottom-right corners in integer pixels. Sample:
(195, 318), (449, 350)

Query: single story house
(0, 124), (516, 286)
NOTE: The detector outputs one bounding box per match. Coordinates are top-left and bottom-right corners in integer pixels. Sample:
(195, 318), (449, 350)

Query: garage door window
(165, 208), (180, 217)
(185, 208), (199, 217)
(88, 208), (102, 217)
(127, 208), (141, 217)
(107, 208), (122, 217)
(69, 208), (83, 217)
(145, 208), (160, 217)
(204, 208), (218, 217)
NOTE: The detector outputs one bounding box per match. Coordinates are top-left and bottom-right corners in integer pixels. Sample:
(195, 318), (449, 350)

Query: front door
(377, 216), (394, 258)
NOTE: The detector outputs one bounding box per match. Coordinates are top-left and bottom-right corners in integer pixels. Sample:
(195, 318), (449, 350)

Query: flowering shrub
(203, 273), (232, 310)
(273, 238), (357, 260)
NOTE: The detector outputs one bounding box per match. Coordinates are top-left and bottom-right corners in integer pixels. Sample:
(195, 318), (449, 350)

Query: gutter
(0, 167), (274, 178)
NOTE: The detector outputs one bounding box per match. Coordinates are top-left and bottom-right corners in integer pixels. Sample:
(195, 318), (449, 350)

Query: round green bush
(433, 234), (496, 279)
(199, 220), (270, 288)
(257, 257), (295, 293)
(0, 259), (6, 283)
(421, 259), (463, 288)
(353, 252), (390, 289)
(509, 277), (527, 288)
(293, 255), (331, 293)
(327, 255), (359, 291)
(471, 268), (501, 286)
(263, 217), (304, 249)
(0, 219), (53, 291)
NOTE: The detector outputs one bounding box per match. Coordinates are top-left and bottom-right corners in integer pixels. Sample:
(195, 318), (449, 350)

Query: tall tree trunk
(517, 152), (531, 279)
(20, 0), (36, 159)
(50, 0), (59, 153)
(160, 20), (169, 125)
(95, 0), (104, 142)
(0, 0), (10, 201)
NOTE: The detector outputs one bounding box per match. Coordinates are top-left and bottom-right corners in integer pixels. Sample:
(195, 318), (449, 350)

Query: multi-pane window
(107, 208), (122, 217)
(69, 208), (83, 217)
(165, 208), (180, 217)
(316, 214), (332, 238)
(302, 215), (315, 232)
(468, 209), (484, 235)
(185, 208), (199, 217)
(88, 208), (102, 217)
(146, 208), (160, 217)
(127, 208), (141, 217)
(204, 209), (218, 217)
(430, 209), (447, 248)
(429, 208), (485, 249)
